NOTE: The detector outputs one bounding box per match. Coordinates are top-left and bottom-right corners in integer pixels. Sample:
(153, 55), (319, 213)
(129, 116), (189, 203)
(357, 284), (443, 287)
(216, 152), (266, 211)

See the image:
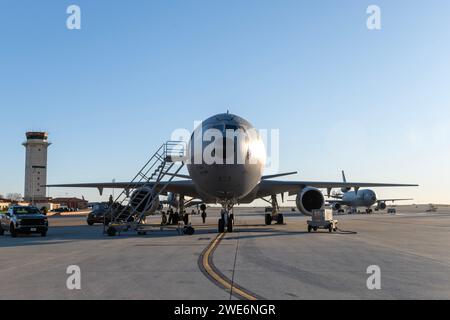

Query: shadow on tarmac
(0, 215), (355, 248)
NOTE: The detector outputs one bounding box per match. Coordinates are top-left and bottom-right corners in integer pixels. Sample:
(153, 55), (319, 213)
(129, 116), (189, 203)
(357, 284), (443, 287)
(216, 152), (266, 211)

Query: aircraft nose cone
(365, 192), (376, 202)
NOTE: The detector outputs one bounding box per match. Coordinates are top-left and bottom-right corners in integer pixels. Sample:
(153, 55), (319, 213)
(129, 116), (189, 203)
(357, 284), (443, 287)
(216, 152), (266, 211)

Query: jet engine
(129, 187), (160, 216)
(331, 202), (342, 211)
(295, 187), (325, 216)
(378, 202), (386, 210)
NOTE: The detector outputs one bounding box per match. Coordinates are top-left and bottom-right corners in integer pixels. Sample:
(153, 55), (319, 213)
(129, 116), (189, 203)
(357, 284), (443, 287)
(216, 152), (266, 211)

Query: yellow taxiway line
(201, 232), (258, 300)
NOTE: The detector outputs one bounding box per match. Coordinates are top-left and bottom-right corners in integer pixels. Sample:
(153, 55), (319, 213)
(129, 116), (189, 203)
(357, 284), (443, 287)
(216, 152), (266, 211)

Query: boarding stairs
(104, 141), (187, 236)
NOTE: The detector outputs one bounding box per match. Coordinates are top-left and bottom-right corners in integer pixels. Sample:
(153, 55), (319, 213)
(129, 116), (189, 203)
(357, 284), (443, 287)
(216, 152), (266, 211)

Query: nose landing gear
(218, 205), (234, 233)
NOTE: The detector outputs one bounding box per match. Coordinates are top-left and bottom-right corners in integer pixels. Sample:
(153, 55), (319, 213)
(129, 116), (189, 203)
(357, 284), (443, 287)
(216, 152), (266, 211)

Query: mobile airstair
(104, 141), (187, 236)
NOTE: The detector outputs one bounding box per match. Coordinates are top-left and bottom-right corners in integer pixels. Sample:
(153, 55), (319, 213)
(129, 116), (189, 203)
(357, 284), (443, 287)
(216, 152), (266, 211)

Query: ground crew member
(161, 211), (167, 225)
(168, 208), (173, 225)
(183, 210), (189, 225)
(201, 209), (207, 224)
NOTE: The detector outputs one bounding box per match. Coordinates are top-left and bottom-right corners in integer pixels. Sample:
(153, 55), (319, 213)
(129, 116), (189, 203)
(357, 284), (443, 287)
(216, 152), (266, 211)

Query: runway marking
(199, 232), (260, 300)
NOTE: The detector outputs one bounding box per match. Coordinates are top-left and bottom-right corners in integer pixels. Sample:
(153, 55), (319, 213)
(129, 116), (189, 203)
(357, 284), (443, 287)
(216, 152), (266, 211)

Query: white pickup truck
(0, 205), (48, 237)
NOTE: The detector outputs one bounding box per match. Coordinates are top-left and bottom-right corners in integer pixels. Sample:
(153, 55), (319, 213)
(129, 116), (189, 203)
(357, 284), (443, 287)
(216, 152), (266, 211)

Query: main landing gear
(265, 195), (284, 225)
(265, 213), (284, 225)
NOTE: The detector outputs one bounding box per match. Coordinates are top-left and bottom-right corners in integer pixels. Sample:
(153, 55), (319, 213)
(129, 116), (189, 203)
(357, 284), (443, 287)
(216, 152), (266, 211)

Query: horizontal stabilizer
(378, 198), (414, 202)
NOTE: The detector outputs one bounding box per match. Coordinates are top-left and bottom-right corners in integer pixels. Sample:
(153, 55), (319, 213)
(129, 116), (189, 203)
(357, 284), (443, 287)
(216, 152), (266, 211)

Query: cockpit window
(210, 124), (224, 132)
(225, 124), (238, 131)
(192, 122), (251, 164)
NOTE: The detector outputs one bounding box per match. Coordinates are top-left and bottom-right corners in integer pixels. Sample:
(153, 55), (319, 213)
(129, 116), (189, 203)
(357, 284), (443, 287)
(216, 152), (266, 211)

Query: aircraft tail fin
(340, 170), (351, 193)
(342, 170), (347, 183)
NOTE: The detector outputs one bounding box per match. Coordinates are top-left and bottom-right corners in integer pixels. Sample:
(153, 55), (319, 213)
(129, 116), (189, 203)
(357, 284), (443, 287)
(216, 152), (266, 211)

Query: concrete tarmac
(0, 206), (449, 300)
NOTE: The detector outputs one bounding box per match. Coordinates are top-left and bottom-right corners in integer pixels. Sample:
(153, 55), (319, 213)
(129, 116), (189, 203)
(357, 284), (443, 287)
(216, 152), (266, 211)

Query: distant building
(0, 198), (12, 211)
(50, 197), (88, 210)
(0, 198), (32, 210)
(23, 132), (51, 202)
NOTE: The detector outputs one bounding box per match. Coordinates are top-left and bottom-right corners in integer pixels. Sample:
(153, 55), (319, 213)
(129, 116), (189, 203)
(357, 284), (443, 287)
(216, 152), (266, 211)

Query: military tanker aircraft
(327, 171), (413, 214)
(47, 113), (418, 233)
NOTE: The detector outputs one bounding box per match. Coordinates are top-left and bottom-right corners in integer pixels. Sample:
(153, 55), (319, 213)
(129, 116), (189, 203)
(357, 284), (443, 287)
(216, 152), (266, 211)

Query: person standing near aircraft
(167, 208), (173, 225)
(161, 211), (167, 225)
(201, 209), (207, 224)
(183, 210), (189, 225)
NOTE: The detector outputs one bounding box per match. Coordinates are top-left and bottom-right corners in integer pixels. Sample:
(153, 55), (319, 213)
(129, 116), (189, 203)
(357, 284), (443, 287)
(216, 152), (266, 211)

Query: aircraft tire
(265, 214), (272, 225)
(184, 226), (195, 235)
(107, 226), (117, 237)
(218, 219), (225, 233)
(276, 214), (284, 224)
(227, 219), (233, 232)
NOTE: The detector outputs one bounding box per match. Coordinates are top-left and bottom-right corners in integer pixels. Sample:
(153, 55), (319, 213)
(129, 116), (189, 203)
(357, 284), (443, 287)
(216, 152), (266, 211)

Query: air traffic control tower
(23, 132), (51, 202)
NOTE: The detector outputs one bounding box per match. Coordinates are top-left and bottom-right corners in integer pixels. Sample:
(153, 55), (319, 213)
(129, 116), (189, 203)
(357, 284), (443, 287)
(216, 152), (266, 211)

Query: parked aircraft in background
(326, 171), (413, 213)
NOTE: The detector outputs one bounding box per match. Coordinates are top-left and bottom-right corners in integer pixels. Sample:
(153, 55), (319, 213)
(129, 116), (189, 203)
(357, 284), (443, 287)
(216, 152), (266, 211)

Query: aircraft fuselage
(186, 113), (266, 205)
(341, 189), (377, 208)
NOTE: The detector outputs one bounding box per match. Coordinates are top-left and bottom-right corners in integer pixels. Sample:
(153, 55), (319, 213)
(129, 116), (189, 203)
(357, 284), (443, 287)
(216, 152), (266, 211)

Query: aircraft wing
(327, 194), (343, 199)
(324, 199), (347, 208)
(326, 199), (344, 204)
(377, 198), (414, 202)
(184, 200), (205, 207)
(46, 180), (200, 198)
(160, 198), (204, 207)
(256, 180), (418, 198)
(47, 180), (417, 203)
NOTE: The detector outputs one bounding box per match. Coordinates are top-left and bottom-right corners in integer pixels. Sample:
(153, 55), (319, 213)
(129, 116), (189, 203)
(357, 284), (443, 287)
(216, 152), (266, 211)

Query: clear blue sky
(1, 0), (449, 204)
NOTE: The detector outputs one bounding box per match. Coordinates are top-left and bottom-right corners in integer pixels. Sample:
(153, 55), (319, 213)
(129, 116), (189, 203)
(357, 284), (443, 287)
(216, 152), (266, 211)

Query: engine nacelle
(378, 202), (387, 210)
(130, 187), (160, 216)
(296, 187), (325, 216)
(331, 202), (342, 211)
